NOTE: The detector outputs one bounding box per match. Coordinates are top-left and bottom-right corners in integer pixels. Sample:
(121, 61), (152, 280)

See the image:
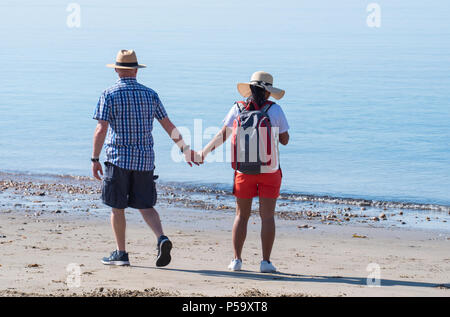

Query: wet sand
(0, 173), (449, 297)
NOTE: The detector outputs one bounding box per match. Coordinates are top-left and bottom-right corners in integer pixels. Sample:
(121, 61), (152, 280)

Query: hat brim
(106, 63), (147, 69)
(237, 83), (285, 100)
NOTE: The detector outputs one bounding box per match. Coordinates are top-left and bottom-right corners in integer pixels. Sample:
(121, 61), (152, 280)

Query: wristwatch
(91, 158), (100, 163)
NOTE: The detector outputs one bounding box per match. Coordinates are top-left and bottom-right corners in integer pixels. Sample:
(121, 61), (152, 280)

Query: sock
(158, 235), (169, 245)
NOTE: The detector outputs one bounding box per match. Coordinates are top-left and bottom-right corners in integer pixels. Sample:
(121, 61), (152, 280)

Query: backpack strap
(236, 101), (247, 113)
(261, 101), (275, 114)
(237, 100), (274, 113)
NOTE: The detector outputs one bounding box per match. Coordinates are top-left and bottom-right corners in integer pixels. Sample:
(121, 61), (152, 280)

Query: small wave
(277, 193), (450, 213)
(159, 180), (450, 213)
(1, 170), (449, 213)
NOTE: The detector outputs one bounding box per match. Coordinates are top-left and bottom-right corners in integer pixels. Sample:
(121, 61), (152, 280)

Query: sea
(1, 0), (449, 211)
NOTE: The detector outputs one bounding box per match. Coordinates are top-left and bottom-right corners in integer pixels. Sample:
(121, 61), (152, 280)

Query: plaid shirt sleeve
(93, 92), (112, 122)
(154, 95), (168, 120)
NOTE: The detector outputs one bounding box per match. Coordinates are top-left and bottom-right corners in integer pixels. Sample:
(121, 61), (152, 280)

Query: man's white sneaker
(260, 260), (277, 273)
(228, 259), (242, 271)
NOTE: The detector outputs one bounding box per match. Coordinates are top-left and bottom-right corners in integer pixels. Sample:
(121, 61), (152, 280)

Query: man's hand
(92, 120), (108, 178)
(184, 149), (201, 167)
(92, 162), (103, 180)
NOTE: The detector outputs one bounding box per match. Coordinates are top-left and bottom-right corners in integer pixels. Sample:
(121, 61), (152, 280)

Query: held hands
(197, 151), (205, 164)
(183, 149), (201, 167)
(183, 149), (206, 166)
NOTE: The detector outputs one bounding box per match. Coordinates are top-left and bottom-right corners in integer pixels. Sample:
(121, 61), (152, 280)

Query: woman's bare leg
(259, 197), (277, 262)
(232, 198), (253, 260)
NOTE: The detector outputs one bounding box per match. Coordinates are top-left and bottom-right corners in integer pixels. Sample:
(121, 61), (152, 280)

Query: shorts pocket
(102, 177), (126, 209)
(101, 178), (115, 206)
(151, 179), (158, 207)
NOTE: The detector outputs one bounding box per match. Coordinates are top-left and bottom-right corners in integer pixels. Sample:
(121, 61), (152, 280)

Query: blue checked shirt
(93, 77), (168, 171)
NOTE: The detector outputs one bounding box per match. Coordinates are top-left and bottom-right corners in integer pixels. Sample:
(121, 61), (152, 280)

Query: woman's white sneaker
(260, 260), (277, 273)
(228, 259), (242, 271)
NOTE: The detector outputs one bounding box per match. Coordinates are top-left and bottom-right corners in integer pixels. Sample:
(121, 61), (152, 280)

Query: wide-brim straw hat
(237, 71), (285, 100)
(106, 50), (147, 69)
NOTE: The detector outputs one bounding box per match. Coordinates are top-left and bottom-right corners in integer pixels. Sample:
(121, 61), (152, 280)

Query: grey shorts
(101, 162), (158, 209)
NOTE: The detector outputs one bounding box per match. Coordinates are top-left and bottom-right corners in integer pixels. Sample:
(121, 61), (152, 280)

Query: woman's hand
(196, 151), (205, 165)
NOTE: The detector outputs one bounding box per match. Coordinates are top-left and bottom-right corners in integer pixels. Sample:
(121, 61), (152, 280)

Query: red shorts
(233, 169), (282, 199)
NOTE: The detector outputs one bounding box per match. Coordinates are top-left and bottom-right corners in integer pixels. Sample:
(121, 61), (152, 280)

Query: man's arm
(91, 120), (109, 180)
(158, 117), (199, 166)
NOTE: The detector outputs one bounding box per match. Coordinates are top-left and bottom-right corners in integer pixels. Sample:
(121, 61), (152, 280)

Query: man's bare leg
(111, 208), (126, 251)
(139, 208), (171, 267)
(139, 208), (164, 238)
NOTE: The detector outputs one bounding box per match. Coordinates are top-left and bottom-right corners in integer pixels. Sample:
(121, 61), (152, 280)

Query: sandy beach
(0, 173), (449, 297)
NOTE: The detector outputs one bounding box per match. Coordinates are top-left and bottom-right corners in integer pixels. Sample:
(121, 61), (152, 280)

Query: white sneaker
(260, 260), (277, 273)
(228, 259), (242, 271)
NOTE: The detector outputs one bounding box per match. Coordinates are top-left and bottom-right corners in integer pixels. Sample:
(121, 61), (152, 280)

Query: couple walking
(91, 50), (289, 273)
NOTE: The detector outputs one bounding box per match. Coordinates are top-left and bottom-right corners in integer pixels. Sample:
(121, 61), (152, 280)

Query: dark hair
(249, 85), (268, 109)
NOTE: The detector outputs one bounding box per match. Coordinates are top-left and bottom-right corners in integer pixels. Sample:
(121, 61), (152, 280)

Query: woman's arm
(201, 125), (233, 160)
(279, 131), (289, 145)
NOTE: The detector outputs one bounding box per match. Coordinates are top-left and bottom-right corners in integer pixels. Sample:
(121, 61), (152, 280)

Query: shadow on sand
(130, 266), (448, 289)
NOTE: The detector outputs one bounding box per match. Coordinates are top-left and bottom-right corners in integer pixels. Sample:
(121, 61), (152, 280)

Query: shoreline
(0, 171), (449, 297)
(0, 171), (449, 233)
(1, 170), (449, 213)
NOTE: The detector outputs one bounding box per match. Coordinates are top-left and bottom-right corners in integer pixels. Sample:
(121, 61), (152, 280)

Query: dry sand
(0, 204), (449, 297)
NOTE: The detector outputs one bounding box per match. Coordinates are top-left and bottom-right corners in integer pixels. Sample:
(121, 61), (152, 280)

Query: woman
(199, 71), (289, 273)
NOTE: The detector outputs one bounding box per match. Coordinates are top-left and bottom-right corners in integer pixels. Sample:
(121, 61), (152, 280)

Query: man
(92, 50), (198, 267)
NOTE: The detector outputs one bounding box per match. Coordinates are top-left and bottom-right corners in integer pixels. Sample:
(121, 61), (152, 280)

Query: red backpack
(231, 100), (275, 174)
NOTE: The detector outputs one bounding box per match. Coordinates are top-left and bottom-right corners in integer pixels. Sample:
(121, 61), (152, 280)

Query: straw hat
(106, 50), (146, 69)
(237, 71), (285, 100)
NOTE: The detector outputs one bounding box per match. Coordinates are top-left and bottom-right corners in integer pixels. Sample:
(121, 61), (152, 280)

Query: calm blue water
(1, 0), (449, 206)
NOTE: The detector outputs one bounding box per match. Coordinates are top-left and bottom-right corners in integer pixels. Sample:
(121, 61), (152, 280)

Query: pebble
(297, 224), (315, 229)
